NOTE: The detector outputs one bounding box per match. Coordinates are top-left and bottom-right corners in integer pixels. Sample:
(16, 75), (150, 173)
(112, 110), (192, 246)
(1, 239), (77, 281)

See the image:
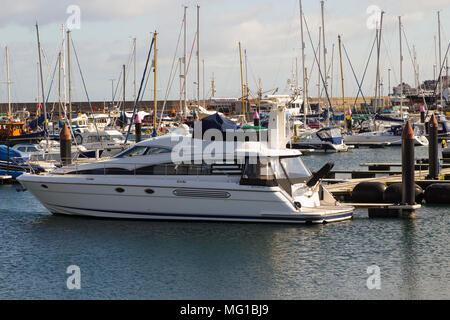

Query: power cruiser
(17, 106), (354, 224)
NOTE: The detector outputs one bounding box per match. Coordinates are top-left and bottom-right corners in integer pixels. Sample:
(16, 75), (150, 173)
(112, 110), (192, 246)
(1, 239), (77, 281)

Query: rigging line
(124, 33), (155, 144)
(114, 42), (136, 109)
(176, 32), (197, 116)
(426, 42), (450, 119)
(381, 35), (398, 86)
(158, 18), (185, 127)
(342, 41), (372, 115)
(401, 27), (429, 110)
(70, 37), (101, 139)
(302, 12), (334, 118)
(345, 30), (377, 114)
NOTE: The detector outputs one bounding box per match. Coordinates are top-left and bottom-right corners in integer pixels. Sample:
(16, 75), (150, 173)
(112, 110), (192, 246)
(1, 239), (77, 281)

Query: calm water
(0, 146), (449, 299)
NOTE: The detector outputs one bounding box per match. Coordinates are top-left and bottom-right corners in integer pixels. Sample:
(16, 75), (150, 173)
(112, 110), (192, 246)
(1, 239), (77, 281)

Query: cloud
(0, 0), (168, 28)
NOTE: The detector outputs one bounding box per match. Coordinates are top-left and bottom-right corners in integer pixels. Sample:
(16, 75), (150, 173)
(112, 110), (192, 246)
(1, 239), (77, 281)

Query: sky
(0, 0), (448, 105)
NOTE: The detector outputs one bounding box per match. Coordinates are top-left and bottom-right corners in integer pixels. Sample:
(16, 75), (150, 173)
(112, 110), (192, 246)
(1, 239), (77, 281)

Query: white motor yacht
(17, 106), (354, 224)
(290, 127), (349, 153)
(344, 124), (429, 147)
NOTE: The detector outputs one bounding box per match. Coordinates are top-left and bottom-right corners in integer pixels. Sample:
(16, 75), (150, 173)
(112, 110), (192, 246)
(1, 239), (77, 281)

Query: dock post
(60, 123), (72, 166)
(253, 110), (260, 141)
(428, 114), (439, 180)
(401, 121), (415, 218)
(134, 114), (142, 143)
(253, 110), (260, 127)
(420, 106), (425, 123)
(7, 143), (10, 175)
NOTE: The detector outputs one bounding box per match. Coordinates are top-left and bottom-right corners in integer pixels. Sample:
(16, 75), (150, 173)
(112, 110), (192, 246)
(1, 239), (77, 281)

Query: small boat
(13, 141), (80, 162)
(73, 129), (130, 158)
(344, 124), (429, 147)
(0, 120), (48, 146)
(290, 127), (349, 153)
(0, 145), (45, 178)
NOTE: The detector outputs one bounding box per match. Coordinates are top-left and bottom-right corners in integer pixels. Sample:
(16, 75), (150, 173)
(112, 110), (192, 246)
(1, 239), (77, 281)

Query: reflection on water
(0, 147), (449, 299)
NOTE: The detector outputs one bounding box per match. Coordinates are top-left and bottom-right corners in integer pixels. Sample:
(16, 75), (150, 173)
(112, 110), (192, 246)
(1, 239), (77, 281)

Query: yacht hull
(344, 134), (428, 146)
(18, 174), (353, 224)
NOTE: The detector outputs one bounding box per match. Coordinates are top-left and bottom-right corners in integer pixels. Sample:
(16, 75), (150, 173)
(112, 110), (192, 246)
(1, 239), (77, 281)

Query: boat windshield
(317, 128), (341, 139)
(279, 156), (311, 181)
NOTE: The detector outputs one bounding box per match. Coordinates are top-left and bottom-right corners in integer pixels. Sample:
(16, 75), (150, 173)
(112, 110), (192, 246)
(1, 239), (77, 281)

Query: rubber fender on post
(424, 184), (450, 204)
(383, 182), (424, 204)
(351, 182), (386, 203)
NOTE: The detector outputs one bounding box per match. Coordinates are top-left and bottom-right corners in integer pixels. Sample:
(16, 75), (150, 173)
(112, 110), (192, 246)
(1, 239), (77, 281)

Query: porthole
(145, 189), (154, 194)
(115, 187), (125, 193)
(41, 184), (48, 189)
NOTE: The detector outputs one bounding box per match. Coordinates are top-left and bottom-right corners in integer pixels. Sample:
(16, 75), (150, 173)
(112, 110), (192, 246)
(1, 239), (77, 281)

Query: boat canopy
(0, 145), (28, 164)
(193, 113), (238, 139)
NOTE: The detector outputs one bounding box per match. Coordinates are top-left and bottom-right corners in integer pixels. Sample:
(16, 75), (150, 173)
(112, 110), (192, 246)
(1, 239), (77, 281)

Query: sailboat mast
(399, 16), (403, 116)
(299, 0), (307, 128)
(133, 37), (137, 102)
(211, 72), (215, 98)
(6, 46), (11, 116)
(36, 23), (47, 131)
(196, 5), (200, 111)
(58, 51), (62, 120)
(317, 26), (321, 112)
(438, 11), (442, 107)
(338, 35), (345, 113)
(202, 59), (205, 107)
(239, 42), (245, 121)
(123, 64), (126, 117)
(245, 49), (249, 100)
(183, 6), (187, 117)
(153, 32), (158, 130)
(61, 25), (67, 113)
(67, 30), (72, 126)
(321, 1), (329, 125)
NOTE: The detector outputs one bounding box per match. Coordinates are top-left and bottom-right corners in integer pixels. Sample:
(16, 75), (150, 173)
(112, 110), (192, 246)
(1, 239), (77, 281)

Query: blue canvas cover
(0, 145), (28, 164)
(194, 113), (238, 139)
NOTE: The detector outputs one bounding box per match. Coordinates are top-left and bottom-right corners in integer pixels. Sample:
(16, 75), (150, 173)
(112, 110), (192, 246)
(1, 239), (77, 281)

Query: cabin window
(115, 146), (171, 158)
(115, 146), (148, 158)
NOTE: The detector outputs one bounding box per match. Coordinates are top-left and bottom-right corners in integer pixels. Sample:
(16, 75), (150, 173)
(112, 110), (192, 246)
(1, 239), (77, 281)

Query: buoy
(424, 184), (450, 204)
(383, 183), (424, 204)
(351, 182), (386, 203)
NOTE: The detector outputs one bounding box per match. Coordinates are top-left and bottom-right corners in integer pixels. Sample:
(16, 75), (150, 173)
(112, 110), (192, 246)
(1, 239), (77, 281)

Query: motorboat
(344, 124), (429, 147)
(289, 127), (349, 153)
(13, 141), (80, 162)
(17, 106), (354, 224)
(0, 145), (45, 178)
(73, 129), (130, 158)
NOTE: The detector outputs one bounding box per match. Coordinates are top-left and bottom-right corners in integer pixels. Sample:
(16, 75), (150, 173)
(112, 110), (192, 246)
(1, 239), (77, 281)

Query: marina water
(0, 146), (449, 299)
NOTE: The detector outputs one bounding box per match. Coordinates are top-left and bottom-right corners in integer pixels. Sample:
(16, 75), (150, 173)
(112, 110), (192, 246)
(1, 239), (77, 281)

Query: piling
(7, 143), (10, 175)
(134, 114), (142, 143)
(401, 121), (416, 217)
(253, 110), (260, 127)
(60, 123), (72, 166)
(420, 106), (425, 123)
(428, 114), (439, 180)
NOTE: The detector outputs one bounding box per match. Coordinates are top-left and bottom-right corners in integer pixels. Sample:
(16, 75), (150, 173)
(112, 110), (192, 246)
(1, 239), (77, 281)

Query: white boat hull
(18, 174), (353, 224)
(344, 134), (428, 146)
